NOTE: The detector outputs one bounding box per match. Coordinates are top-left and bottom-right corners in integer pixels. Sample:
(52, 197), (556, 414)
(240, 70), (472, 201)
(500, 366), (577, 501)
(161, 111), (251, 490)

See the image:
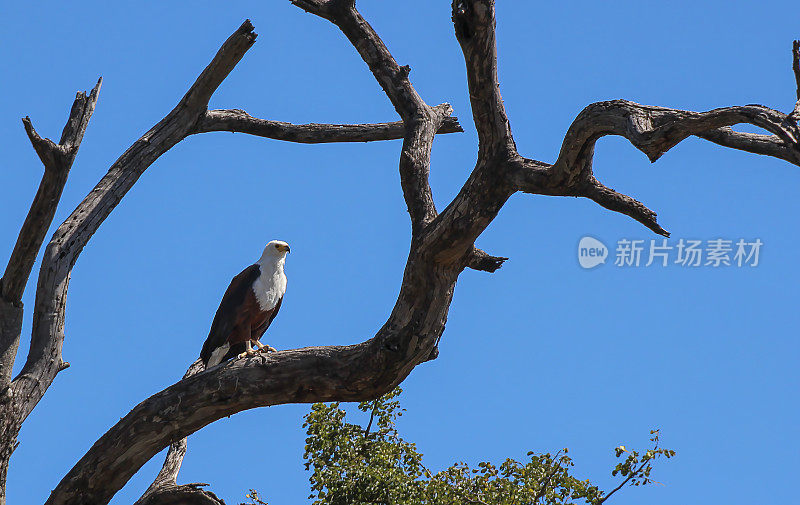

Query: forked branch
(133, 362), (222, 505)
(194, 108), (463, 143)
(511, 100), (800, 236)
(1, 79), (101, 306)
(0, 80), (101, 392)
(443, 2), (800, 243)
(294, 0), (448, 231)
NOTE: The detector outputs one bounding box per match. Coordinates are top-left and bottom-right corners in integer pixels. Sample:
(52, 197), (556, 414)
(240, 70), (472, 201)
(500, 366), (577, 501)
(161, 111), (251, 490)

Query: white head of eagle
(200, 240), (290, 368)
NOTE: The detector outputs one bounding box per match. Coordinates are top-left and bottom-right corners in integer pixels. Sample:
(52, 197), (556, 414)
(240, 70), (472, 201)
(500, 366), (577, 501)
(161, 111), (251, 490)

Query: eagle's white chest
(252, 260), (287, 311)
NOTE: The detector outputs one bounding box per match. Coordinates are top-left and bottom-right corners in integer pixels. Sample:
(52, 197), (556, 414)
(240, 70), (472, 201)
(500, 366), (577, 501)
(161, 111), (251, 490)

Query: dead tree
(0, 2), (797, 504)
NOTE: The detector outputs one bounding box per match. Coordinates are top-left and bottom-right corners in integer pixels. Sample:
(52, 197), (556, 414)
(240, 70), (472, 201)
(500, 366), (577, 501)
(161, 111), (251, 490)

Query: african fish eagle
(200, 240), (290, 368)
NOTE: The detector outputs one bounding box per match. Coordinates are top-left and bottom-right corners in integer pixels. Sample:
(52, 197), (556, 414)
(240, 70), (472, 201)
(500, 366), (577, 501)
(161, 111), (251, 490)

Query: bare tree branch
(580, 177), (669, 237)
(145, 440), (190, 496)
(134, 361), (221, 505)
(291, 0), (349, 23)
(193, 108), (463, 143)
(551, 101), (798, 183)
(0, 82), (101, 505)
(1, 80), (101, 305)
(441, 2), (800, 245)
(467, 248), (508, 273)
(794, 40), (800, 101)
(0, 78), (100, 415)
(0, 306), (23, 400)
(49, 341), (442, 504)
(790, 39), (800, 119)
(135, 482), (224, 505)
(135, 442), (225, 505)
(416, 0), (523, 269)
(510, 100), (800, 237)
(295, 0), (448, 232)
(452, 0), (516, 159)
(696, 128), (800, 165)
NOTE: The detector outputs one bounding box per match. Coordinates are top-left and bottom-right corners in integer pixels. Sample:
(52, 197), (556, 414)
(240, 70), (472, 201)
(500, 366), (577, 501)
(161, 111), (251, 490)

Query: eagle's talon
(237, 349), (259, 360)
(258, 345), (277, 354)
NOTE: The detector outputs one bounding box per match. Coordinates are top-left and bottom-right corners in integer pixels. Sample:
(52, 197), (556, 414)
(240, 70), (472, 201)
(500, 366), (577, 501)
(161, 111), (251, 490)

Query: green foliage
(244, 489), (268, 505)
(610, 430), (676, 489)
(244, 388), (675, 505)
(302, 388), (427, 504)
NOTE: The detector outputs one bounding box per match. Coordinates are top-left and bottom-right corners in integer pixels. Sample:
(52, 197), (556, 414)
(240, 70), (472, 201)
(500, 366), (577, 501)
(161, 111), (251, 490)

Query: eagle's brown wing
(200, 264), (261, 366)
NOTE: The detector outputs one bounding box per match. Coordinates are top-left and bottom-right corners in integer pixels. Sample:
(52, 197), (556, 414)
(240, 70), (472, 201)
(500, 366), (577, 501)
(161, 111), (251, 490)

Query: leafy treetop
(245, 388), (675, 505)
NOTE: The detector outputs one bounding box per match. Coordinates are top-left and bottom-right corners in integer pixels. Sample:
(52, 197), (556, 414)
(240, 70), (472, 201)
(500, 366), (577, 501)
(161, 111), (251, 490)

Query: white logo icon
(578, 236), (608, 269)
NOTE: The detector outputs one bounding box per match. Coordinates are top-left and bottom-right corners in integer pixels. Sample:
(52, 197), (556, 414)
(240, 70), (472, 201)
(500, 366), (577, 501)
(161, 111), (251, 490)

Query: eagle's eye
(274, 244), (280, 249)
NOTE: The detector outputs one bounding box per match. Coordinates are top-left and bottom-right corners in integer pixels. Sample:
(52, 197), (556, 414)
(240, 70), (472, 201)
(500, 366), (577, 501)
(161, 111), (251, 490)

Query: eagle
(200, 240), (290, 368)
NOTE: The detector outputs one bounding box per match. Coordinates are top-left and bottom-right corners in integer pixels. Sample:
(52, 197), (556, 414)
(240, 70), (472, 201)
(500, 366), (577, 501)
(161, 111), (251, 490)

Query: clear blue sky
(1, 1), (798, 504)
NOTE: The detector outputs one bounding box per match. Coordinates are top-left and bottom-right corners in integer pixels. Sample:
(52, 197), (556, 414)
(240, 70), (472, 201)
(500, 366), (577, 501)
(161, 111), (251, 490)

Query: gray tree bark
(0, 2), (797, 505)
(0, 78), (102, 504)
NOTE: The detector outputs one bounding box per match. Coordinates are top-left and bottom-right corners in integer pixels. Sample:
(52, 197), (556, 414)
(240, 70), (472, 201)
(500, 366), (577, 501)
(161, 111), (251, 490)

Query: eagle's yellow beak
(278, 244), (291, 253)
